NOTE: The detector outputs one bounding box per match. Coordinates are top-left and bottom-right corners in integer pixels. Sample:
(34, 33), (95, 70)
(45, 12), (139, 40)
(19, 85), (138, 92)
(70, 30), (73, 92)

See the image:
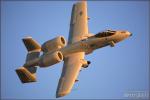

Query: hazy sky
(1, 1), (149, 99)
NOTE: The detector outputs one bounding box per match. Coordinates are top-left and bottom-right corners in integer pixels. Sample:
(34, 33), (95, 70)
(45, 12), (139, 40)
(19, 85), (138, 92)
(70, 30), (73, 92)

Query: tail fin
(22, 36), (41, 52)
(15, 66), (37, 83)
(16, 37), (41, 83)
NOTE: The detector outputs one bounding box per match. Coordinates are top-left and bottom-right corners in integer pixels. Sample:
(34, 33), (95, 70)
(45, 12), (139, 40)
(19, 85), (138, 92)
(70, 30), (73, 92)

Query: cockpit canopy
(95, 30), (116, 38)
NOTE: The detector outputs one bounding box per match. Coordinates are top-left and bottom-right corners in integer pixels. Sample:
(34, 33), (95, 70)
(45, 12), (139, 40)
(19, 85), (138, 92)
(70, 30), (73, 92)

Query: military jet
(15, 1), (132, 98)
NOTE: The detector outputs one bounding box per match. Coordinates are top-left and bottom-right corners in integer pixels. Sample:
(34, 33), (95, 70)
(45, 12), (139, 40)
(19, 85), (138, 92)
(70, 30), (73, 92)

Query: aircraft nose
(126, 31), (132, 37)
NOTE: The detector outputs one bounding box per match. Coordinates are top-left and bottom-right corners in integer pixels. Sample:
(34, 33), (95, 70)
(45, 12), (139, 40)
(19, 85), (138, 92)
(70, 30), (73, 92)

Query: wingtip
(56, 95), (61, 98)
(76, 0), (87, 4)
(23, 36), (32, 39)
(56, 92), (69, 98)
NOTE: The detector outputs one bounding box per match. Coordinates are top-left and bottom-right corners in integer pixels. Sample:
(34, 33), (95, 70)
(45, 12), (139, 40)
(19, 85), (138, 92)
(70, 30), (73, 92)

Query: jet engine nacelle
(41, 36), (66, 53)
(39, 51), (63, 67)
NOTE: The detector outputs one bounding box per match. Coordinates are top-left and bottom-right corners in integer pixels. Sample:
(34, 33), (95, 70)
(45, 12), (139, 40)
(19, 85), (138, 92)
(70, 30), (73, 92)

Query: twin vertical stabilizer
(16, 37), (41, 83)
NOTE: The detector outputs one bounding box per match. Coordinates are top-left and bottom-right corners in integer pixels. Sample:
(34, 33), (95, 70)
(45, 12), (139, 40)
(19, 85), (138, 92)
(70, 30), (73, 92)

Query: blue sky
(1, 1), (149, 99)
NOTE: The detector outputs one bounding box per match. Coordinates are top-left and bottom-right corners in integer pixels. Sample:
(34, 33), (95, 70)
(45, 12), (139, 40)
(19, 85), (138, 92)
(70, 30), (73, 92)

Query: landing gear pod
(109, 41), (115, 47)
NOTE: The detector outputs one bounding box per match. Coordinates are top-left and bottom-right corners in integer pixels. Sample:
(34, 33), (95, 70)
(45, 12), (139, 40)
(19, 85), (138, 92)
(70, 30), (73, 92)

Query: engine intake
(41, 36), (66, 53)
(39, 51), (63, 67)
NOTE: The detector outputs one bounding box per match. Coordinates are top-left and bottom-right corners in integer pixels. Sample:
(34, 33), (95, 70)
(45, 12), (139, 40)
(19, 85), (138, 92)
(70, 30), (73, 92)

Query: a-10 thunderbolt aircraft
(16, 1), (132, 98)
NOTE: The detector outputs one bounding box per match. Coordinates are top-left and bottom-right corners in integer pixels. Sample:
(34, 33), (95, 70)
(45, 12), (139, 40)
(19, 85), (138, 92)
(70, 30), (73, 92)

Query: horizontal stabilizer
(15, 67), (36, 83)
(22, 37), (41, 52)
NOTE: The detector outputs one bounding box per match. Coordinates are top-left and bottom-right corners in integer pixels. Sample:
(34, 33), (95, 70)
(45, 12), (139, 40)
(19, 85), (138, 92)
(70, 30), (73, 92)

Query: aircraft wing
(68, 1), (88, 44)
(56, 52), (84, 97)
(56, 1), (88, 97)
